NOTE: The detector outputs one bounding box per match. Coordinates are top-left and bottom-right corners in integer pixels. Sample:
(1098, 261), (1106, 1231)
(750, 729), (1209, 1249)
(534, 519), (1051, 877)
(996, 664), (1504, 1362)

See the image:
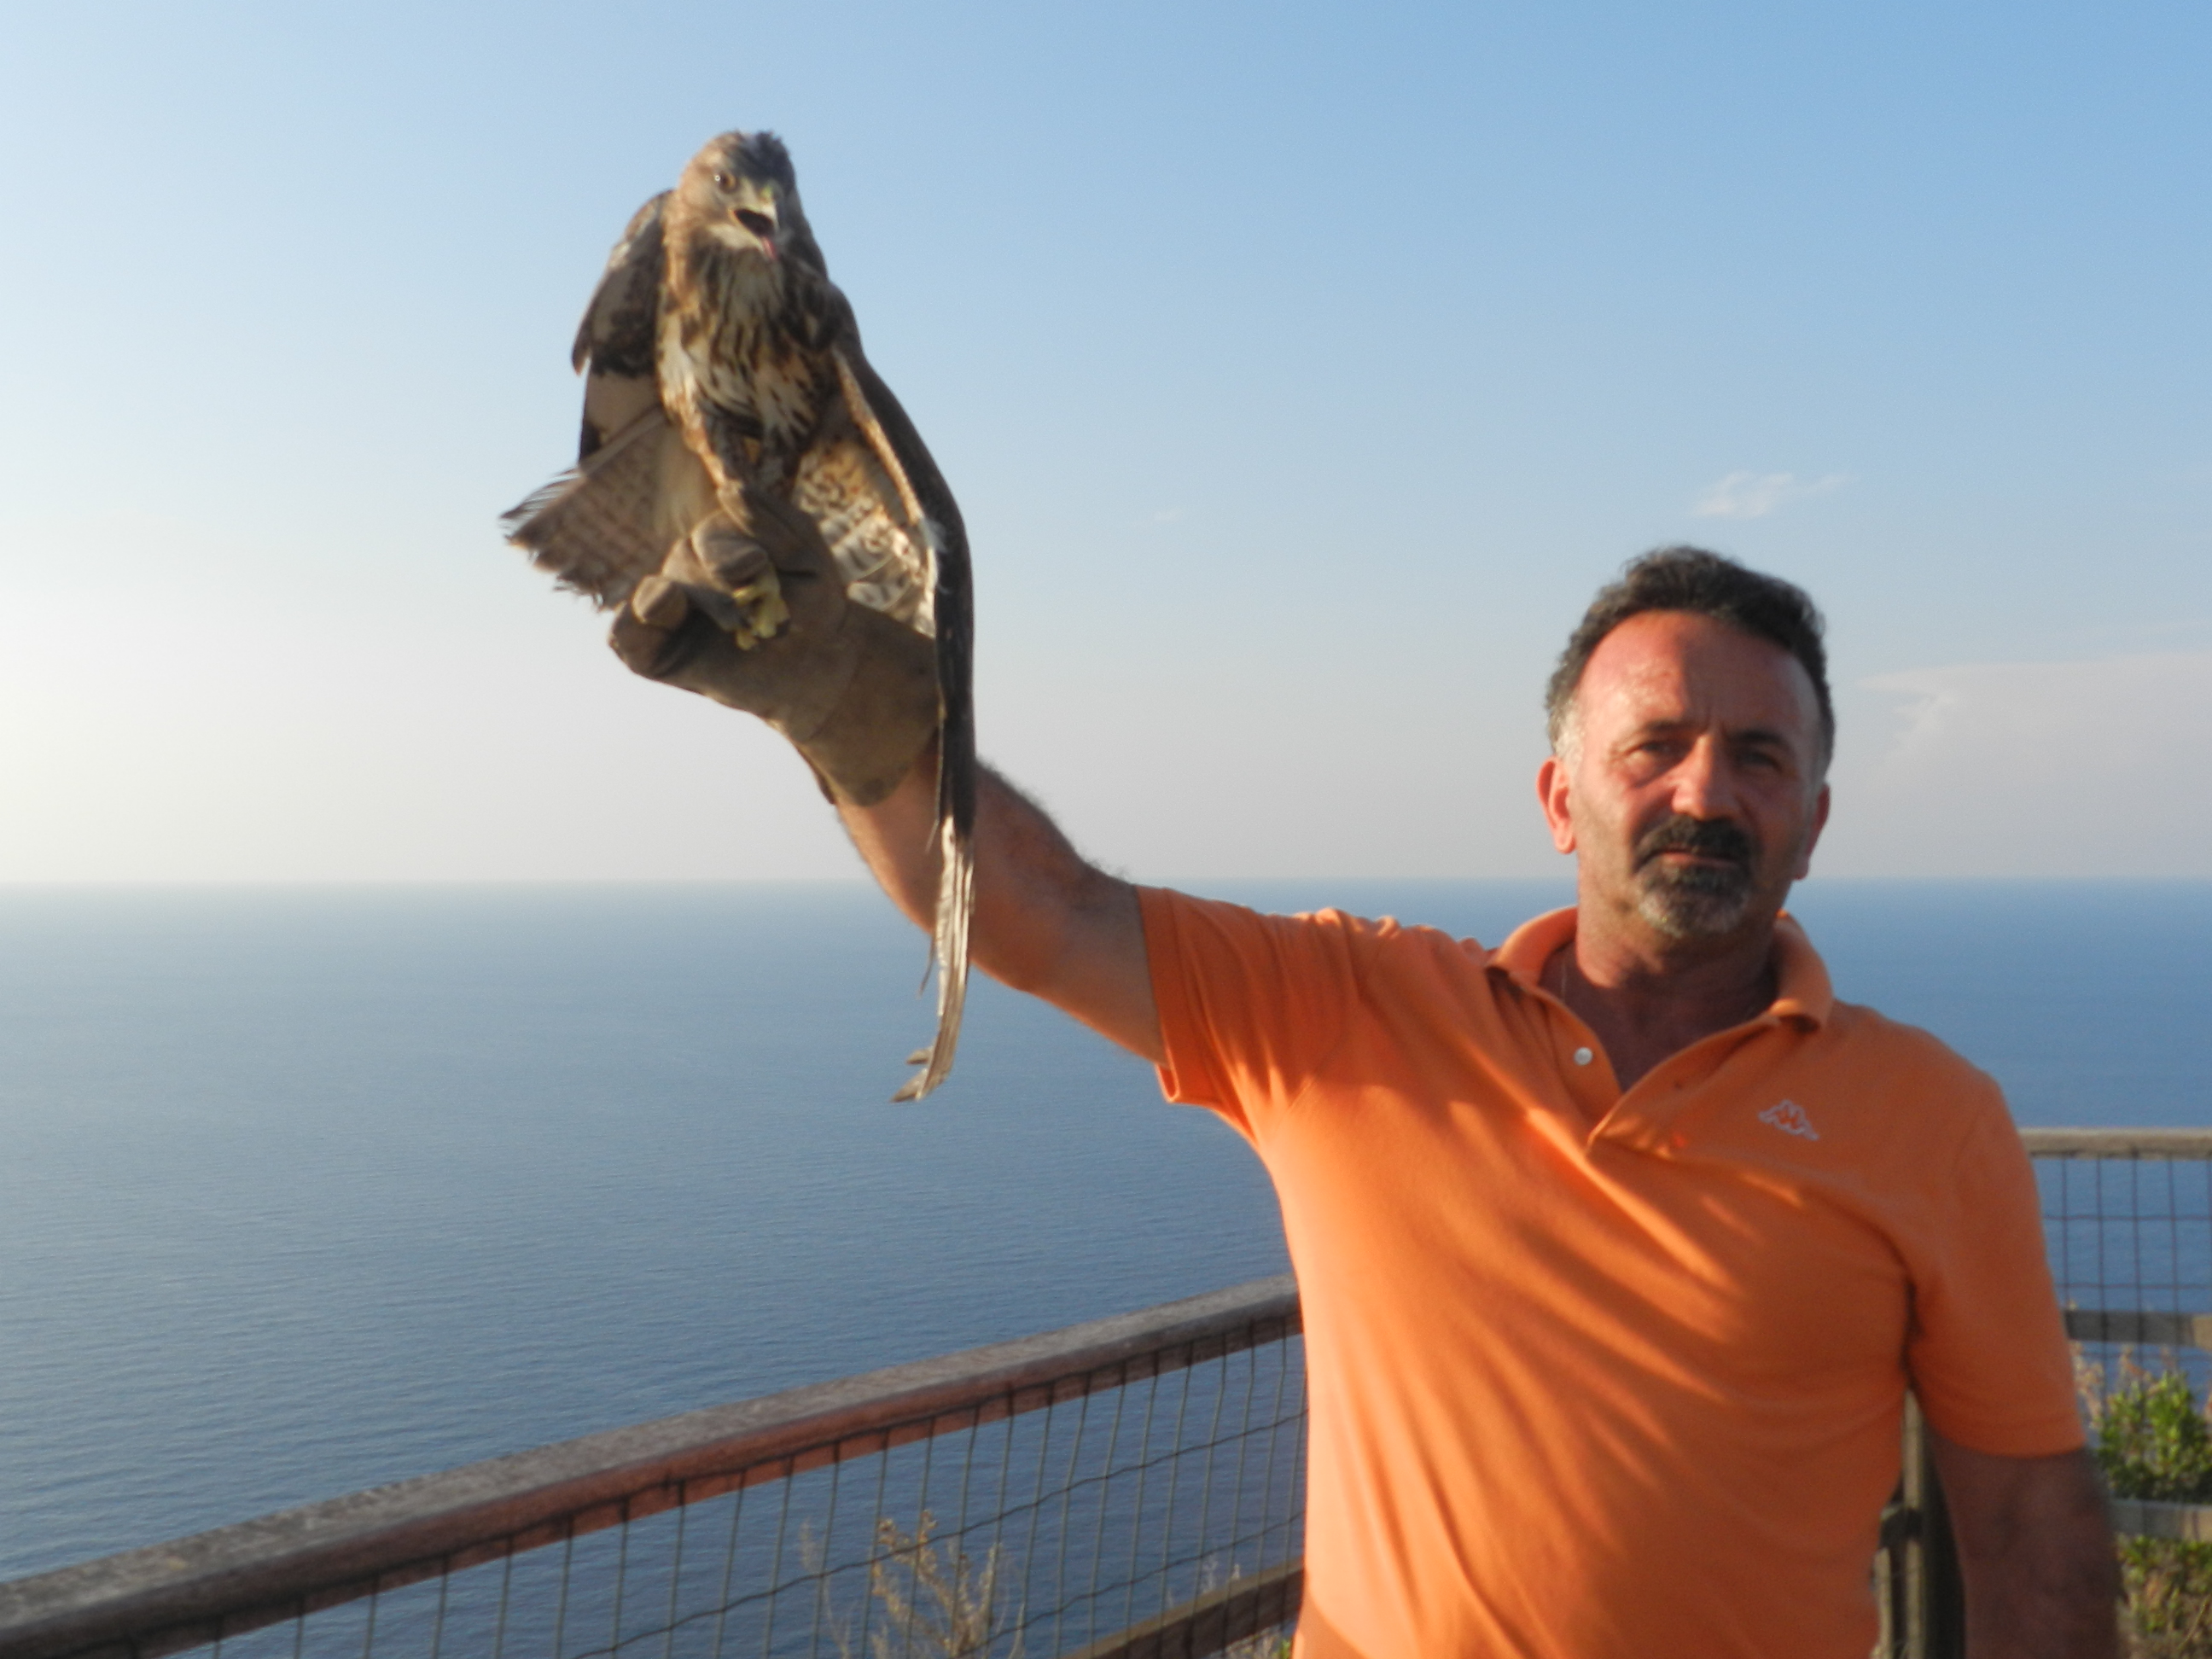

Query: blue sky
(1, 1), (2205, 880)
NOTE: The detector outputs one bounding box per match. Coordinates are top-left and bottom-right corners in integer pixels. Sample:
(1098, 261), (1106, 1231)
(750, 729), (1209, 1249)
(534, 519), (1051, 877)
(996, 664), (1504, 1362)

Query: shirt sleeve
(1904, 1091), (2086, 1457)
(1138, 888), (1360, 1140)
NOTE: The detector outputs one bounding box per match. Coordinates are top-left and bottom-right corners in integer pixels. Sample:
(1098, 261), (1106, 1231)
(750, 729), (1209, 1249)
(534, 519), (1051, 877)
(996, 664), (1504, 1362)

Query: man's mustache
(1634, 815), (1755, 870)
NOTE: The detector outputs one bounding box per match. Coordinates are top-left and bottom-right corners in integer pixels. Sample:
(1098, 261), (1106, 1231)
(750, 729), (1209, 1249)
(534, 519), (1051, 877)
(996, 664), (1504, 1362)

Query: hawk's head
(674, 131), (818, 274)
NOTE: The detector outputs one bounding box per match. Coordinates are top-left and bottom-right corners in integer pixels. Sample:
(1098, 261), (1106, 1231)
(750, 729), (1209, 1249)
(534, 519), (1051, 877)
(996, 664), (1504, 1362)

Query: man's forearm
(837, 748), (1163, 1062)
(833, 742), (951, 934)
(1931, 1438), (2120, 1658)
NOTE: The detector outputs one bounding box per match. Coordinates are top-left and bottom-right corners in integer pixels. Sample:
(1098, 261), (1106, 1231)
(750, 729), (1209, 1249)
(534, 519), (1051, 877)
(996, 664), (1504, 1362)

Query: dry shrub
(818, 1511), (1016, 1659)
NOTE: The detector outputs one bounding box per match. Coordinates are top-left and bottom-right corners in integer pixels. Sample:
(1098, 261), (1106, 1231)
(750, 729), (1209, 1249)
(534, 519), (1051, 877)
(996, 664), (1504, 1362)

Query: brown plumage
(504, 131), (975, 1102)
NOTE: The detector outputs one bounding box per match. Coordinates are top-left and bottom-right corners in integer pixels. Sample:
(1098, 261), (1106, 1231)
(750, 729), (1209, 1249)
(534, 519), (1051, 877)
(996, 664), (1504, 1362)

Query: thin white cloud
(1820, 651), (2212, 877)
(1692, 470), (1853, 520)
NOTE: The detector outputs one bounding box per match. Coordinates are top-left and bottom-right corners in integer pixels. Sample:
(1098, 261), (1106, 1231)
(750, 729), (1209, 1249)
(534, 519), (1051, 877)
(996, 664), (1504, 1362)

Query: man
(616, 496), (2118, 1657)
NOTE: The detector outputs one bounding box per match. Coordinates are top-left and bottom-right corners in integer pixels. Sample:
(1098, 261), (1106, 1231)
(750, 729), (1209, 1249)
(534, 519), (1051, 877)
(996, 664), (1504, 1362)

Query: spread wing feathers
(827, 346), (976, 1103)
(502, 194), (709, 607)
(500, 410), (715, 608)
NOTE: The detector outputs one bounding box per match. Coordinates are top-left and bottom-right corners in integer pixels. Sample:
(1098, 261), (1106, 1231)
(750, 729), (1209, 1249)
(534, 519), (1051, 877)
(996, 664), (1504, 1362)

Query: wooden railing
(0, 1279), (1306, 1659)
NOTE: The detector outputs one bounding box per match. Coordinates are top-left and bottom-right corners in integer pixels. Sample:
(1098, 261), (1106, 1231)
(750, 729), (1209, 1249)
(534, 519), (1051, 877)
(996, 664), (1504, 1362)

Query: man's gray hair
(1545, 547), (1835, 769)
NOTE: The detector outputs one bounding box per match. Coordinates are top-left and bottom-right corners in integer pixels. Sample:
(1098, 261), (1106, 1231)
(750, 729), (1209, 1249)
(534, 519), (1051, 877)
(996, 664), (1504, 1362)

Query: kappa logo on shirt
(1758, 1099), (1821, 1141)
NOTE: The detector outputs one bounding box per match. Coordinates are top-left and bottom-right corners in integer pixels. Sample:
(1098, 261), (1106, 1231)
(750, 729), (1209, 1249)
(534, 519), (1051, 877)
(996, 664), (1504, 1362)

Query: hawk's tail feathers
(891, 815), (973, 1103)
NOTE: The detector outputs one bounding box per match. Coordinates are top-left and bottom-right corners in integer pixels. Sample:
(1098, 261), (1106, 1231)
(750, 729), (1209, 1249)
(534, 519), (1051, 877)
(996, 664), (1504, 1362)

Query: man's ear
(1537, 754), (1577, 855)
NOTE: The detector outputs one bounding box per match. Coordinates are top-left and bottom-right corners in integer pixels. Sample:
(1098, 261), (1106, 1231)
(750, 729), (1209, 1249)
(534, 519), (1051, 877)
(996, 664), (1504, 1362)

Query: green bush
(2082, 1356), (2212, 1656)
(2098, 1369), (2212, 1505)
(2117, 1536), (2212, 1657)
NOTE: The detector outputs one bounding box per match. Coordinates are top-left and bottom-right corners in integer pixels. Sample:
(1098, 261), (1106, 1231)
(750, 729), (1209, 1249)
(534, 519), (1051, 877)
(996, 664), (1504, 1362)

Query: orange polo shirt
(1140, 889), (2081, 1659)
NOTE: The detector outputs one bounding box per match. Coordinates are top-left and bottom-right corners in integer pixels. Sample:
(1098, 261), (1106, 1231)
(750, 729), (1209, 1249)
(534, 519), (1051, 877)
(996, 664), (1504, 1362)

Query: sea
(2, 879), (2207, 1584)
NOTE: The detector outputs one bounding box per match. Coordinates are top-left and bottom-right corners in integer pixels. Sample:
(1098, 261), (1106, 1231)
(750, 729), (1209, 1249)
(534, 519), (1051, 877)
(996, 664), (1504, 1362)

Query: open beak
(731, 189), (780, 260)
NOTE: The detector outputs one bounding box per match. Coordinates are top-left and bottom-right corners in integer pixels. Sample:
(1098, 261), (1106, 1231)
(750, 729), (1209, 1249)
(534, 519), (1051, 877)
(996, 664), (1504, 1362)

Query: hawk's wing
(572, 195), (670, 460)
(502, 194), (713, 607)
(818, 341), (975, 1103)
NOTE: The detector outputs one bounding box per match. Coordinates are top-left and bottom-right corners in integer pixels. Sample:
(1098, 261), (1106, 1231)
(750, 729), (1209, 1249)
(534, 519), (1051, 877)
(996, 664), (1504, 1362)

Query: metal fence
(2030, 1128), (2212, 1551)
(0, 1280), (1305, 1659)
(12, 1129), (2212, 1659)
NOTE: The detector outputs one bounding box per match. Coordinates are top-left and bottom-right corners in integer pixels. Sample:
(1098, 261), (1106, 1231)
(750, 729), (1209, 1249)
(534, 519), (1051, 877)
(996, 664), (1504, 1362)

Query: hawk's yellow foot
(725, 571), (790, 649)
(687, 517), (790, 646)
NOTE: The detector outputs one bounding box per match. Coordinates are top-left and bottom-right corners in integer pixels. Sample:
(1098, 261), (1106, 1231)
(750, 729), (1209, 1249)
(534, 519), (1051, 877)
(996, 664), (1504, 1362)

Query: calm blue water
(2, 880), (2206, 1581)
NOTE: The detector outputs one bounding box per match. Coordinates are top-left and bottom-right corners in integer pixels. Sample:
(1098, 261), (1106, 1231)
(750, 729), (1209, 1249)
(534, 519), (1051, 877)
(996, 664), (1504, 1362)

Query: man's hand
(608, 487), (939, 806)
(1930, 1434), (2120, 1657)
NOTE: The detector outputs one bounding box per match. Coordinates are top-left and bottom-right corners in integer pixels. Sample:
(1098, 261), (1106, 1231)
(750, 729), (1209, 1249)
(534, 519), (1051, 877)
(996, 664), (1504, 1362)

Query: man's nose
(1668, 738), (1738, 818)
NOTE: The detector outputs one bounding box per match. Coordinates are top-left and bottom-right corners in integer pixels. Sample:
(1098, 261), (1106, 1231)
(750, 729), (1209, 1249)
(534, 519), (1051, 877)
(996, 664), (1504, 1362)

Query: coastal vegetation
(2080, 1353), (2212, 1656)
(812, 1511), (1292, 1657)
(812, 1512), (1016, 1659)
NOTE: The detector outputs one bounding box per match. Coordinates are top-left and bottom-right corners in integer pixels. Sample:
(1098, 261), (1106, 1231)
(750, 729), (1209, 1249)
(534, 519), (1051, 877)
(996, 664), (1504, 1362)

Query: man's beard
(1631, 815), (1761, 940)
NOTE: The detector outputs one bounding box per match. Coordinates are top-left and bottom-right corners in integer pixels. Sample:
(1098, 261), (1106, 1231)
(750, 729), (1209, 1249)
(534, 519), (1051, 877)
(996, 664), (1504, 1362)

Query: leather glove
(608, 486), (940, 807)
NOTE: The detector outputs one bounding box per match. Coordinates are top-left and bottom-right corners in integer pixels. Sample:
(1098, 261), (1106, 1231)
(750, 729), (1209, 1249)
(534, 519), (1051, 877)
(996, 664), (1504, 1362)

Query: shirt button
(1573, 1047), (1593, 1067)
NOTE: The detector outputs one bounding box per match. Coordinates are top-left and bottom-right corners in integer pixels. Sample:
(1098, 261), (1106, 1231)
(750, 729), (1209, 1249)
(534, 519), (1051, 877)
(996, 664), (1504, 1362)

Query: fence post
(1897, 1394), (1968, 1659)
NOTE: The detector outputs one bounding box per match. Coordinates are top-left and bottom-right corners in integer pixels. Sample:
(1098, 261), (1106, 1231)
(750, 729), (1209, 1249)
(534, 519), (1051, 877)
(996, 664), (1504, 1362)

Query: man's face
(1538, 611), (1831, 947)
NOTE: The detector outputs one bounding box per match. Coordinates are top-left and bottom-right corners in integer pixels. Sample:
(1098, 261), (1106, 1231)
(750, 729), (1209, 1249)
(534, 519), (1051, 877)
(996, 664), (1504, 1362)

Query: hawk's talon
(684, 512), (789, 645)
(725, 573), (790, 647)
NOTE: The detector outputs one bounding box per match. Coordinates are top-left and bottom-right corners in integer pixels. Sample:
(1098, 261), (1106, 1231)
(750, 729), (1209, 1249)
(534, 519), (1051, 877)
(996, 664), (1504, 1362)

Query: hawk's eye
(713, 172), (738, 193)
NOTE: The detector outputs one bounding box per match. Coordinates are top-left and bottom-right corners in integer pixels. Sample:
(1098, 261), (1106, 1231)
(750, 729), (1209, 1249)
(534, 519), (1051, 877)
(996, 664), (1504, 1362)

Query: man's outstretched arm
(1928, 1434), (2119, 1658)
(838, 747), (1162, 1064)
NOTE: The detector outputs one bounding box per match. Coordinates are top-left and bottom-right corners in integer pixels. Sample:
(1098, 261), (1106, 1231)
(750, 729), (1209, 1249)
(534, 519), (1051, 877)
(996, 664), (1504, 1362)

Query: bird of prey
(503, 131), (974, 1102)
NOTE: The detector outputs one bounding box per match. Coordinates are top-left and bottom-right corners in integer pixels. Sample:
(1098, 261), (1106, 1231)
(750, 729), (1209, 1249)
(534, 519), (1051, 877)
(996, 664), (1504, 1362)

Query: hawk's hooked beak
(731, 187), (780, 260)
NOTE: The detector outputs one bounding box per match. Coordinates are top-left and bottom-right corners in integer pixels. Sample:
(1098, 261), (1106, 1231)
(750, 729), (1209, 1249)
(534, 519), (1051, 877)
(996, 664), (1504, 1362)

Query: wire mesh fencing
(25, 1131), (2204, 1659)
(2020, 1132), (2212, 1541)
(0, 1278), (1305, 1659)
(2017, 1130), (2212, 1656)
(2029, 1129), (2212, 1417)
(2029, 1130), (2212, 1329)
(2028, 1129), (2212, 1412)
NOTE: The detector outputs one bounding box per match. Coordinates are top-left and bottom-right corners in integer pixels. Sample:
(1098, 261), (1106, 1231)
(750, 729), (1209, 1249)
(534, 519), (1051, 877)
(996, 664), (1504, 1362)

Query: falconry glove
(609, 486), (940, 807)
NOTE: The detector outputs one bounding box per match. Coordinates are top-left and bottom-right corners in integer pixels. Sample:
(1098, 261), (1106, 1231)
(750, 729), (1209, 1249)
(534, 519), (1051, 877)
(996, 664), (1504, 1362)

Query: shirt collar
(1487, 906), (1834, 1029)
